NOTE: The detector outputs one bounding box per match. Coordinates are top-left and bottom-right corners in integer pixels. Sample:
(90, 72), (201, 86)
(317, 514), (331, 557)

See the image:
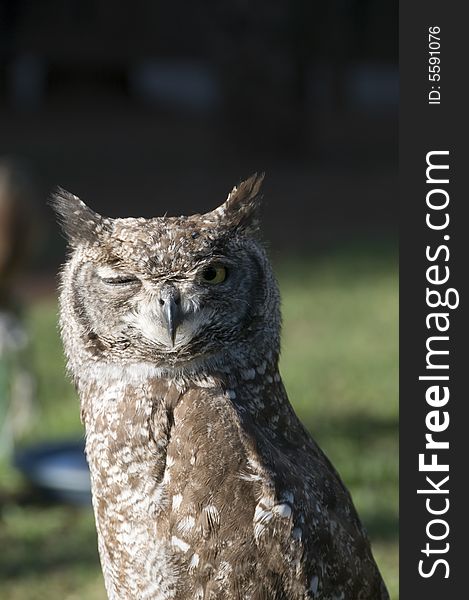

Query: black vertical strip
(400, 1), (468, 598)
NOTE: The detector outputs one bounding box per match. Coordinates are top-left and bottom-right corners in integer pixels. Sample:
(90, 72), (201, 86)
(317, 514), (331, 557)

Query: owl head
(53, 174), (280, 376)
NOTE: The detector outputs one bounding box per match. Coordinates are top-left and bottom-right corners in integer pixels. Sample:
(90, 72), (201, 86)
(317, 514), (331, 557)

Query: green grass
(0, 246), (398, 599)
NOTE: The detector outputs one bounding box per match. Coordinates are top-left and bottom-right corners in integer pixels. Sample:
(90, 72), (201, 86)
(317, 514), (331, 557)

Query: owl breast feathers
(53, 174), (389, 600)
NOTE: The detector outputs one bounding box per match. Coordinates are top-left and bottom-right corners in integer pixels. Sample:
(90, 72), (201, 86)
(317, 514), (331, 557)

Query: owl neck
(75, 339), (280, 391)
(76, 343), (290, 483)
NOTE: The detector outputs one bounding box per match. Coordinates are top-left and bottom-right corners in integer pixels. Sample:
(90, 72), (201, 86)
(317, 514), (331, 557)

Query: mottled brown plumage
(53, 174), (389, 599)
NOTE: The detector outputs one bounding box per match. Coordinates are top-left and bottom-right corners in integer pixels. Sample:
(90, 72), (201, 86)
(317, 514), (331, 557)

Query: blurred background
(0, 1), (398, 598)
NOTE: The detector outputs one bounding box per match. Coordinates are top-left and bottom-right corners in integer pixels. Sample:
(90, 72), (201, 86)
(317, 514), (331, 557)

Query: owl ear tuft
(213, 172), (265, 234)
(51, 188), (107, 245)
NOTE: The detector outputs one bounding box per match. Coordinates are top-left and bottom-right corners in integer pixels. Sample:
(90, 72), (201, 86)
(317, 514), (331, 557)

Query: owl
(53, 174), (389, 600)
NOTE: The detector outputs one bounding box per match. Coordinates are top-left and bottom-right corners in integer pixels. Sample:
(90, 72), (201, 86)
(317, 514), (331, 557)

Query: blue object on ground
(14, 440), (92, 506)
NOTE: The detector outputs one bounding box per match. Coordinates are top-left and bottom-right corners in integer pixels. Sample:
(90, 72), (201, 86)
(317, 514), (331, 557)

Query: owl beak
(160, 295), (182, 346)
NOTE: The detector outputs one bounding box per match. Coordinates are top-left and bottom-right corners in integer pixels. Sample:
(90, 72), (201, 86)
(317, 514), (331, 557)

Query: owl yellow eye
(201, 265), (228, 285)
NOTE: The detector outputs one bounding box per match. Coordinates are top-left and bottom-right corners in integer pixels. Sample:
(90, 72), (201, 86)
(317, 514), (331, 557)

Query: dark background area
(0, 0), (397, 276)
